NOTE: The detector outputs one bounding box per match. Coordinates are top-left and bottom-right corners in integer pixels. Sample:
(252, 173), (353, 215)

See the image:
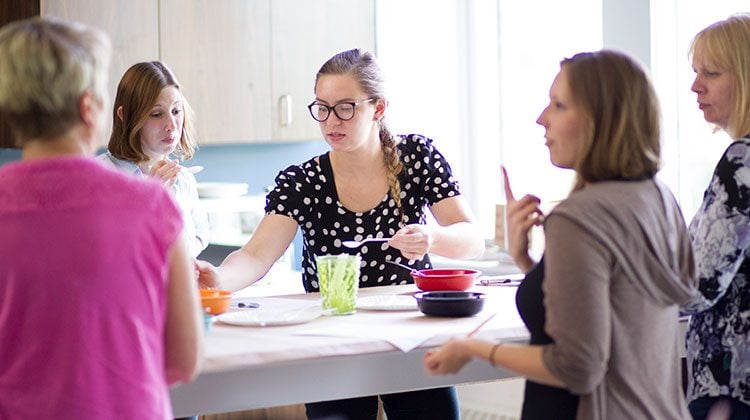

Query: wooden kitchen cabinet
(160, 0), (273, 144)
(0, 0), (39, 147)
(2, 0), (375, 146)
(270, 0), (376, 141)
(0, 0), (158, 147)
(40, 0), (160, 138)
(161, 0), (375, 144)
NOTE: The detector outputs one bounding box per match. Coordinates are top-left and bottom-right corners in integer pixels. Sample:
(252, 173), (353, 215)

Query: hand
(502, 166), (544, 272)
(195, 259), (220, 289)
(148, 158), (181, 187)
(389, 224), (433, 261)
(424, 339), (473, 375)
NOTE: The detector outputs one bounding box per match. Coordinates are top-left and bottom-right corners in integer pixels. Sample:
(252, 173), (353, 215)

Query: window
(378, 0), (601, 237)
(377, 0), (747, 239)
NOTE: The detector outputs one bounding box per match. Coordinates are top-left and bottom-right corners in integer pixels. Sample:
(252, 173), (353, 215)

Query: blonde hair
(690, 13), (750, 139)
(562, 50), (661, 190)
(108, 61), (196, 163)
(0, 17), (110, 145)
(315, 49), (405, 223)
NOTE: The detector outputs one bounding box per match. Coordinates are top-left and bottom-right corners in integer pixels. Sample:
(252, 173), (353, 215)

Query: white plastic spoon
(184, 165), (204, 174)
(341, 237), (392, 248)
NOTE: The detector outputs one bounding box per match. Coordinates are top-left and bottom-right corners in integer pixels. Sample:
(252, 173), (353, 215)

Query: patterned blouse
(682, 138), (750, 406)
(265, 134), (461, 292)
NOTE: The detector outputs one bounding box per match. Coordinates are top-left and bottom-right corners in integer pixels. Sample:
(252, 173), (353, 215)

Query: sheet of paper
(297, 312), (501, 352)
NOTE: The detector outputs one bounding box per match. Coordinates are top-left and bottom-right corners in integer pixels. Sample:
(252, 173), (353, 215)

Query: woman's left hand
(389, 224), (434, 261)
(424, 340), (473, 375)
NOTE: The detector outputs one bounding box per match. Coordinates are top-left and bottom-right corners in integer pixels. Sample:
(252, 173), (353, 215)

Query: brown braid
(379, 120), (405, 226)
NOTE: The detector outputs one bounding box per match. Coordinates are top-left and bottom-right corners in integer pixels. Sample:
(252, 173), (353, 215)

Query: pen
(480, 278), (511, 285)
(478, 274), (525, 286)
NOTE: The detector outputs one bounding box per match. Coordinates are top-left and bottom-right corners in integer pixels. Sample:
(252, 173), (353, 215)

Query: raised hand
(502, 166), (544, 273)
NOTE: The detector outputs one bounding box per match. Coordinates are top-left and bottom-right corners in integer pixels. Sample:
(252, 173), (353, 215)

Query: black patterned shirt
(682, 138), (750, 406)
(265, 134), (460, 292)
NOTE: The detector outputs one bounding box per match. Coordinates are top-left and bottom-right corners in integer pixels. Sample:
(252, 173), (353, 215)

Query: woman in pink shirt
(0, 17), (203, 419)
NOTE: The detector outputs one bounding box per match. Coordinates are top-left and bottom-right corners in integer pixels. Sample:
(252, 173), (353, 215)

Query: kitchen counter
(429, 241), (525, 276)
(170, 282), (528, 417)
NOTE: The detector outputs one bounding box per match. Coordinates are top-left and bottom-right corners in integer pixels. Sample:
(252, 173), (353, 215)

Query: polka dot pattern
(266, 134), (461, 292)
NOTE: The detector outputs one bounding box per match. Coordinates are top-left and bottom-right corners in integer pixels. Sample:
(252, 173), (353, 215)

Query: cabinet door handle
(279, 94), (293, 127)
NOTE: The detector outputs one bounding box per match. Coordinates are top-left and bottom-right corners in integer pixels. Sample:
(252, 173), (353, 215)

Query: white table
(170, 283), (529, 417)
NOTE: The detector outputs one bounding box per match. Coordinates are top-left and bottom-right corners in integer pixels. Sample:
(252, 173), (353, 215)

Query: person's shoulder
(397, 133), (442, 157)
(723, 137), (750, 162)
(564, 179), (644, 202)
(95, 151), (142, 174)
(278, 154), (324, 177)
(552, 179), (665, 222)
(270, 155), (327, 194)
(398, 133), (434, 148)
(95, 151), (111, 162)
(87, 159), (164, 197)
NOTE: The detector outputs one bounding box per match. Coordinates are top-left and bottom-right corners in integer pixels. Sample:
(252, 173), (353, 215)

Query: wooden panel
(199, 404), (306, 420)
(41, 0), (160, 145)
(197, 401), (386, 419)
(0, 0), (40, 148)
(270, 0), (376, 141)
(160, 0), (272, 144)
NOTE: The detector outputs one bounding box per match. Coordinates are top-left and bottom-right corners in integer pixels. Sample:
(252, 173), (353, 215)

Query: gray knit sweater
(540, 179), (697, 420)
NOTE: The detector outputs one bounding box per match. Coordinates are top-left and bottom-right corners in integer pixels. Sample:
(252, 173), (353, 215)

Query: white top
(97, 152), (210, 257)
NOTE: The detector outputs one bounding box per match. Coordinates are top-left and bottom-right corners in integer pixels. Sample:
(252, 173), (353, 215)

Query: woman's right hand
(195, 259), (220, 289)
(502, 166), (544, 273)
(148, 158), (181, 187)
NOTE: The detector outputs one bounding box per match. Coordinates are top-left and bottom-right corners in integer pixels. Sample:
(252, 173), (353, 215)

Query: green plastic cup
(316, 254), (361, 315)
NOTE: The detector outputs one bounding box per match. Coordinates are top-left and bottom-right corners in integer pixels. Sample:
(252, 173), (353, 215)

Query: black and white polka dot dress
(265, 134), (461, 292)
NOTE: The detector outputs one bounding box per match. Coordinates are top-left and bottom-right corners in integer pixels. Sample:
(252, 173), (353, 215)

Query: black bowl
(413, 291), (486, 317)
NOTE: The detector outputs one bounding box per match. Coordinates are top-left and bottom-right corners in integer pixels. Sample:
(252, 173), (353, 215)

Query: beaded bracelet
(489, 343), (501, 367)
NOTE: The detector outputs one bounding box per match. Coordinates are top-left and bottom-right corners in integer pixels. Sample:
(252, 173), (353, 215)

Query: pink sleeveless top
(0, 157), (182, 419)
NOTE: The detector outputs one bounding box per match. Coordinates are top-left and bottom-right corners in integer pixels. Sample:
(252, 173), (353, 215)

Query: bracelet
(489, 343), (501, 367)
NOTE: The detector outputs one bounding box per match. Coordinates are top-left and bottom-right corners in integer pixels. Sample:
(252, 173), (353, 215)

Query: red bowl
(411, 269), (481, 291)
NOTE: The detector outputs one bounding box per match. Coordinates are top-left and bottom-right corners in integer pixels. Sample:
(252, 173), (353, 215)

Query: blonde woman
(682, 13), (750, 419)
(0, 18), (202, 419)
(424, 50), (697, 420)
(197, 48), (483, 419)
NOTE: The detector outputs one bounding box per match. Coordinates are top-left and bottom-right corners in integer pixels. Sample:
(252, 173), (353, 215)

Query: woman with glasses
(196, 48), (483, 419)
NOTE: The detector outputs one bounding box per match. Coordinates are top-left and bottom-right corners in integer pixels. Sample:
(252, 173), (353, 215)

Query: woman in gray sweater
(424, 50), (697, 419)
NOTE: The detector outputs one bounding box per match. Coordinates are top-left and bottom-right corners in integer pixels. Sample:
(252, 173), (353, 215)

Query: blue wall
(0, 148), (21, 165)
(0, 141), (329, 270)
(187, 141), (328, 195)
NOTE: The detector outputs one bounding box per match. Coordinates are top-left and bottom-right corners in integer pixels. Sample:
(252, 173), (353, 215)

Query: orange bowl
(411, 269), (481, 291)
(200, 289), (232, 315)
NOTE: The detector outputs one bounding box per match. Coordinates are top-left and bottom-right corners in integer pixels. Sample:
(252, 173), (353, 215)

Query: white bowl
(197, 182), (249, 198)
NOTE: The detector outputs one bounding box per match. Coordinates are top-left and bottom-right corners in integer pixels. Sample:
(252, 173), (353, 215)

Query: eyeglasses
(307, 98), (374, 122)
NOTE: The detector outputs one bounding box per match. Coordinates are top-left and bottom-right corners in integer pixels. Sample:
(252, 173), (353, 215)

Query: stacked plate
(357, 295), (418, 311)
(197, 182), (249, 199)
